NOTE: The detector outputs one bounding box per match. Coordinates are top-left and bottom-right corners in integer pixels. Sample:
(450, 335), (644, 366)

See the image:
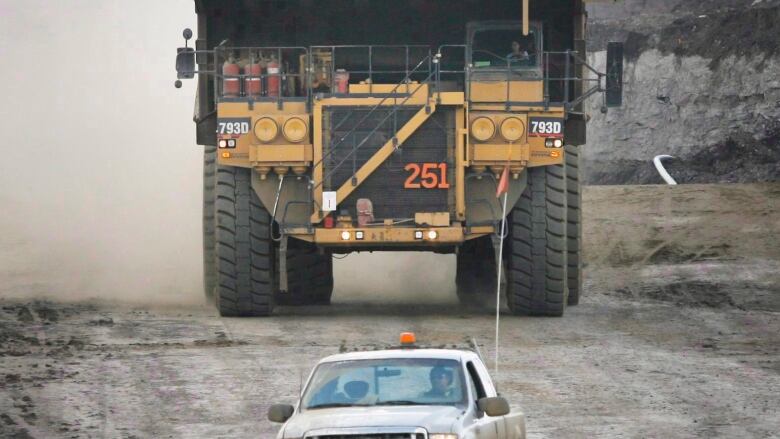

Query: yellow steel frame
(310, 93), (443, 223)
(214, 83), (567, 244)
(455, 106), (467, 221)
(331, 102), (435, 215)
(287, 225), (495, 245)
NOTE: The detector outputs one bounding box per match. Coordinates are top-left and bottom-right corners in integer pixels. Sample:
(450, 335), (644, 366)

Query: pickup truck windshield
(302, 358), (466, 409)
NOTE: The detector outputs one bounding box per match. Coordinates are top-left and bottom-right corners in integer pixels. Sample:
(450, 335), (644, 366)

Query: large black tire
(275, 239), (334, 306)
(215, 166), (275, 317)
(565, 144), (583, 306)
(203, 146), (217, 302)
(456, 236), (496, 307)
(506, 165), (568, 316)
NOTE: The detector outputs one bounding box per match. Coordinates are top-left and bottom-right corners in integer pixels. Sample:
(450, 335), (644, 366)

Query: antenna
(298, 368), (303, 397)
(493, 189), (510, 376)
(470, 337), (485, 362)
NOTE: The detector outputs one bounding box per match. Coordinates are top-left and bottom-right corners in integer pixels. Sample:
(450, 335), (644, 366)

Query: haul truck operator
(174, 0), (623, 317)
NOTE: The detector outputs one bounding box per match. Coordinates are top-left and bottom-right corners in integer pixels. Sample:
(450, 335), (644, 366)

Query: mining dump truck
(174, 0), (623, 317)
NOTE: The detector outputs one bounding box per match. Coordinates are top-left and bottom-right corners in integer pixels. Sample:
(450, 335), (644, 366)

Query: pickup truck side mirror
(268, 404), (295, 423)
(477, 396), (510, 417)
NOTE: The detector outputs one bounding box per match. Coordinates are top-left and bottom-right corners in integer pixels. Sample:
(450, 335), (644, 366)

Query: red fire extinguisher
(222, 56), (240, 97)
(244, 55), (263, 98)
(335, 69), (350, 94)
(266, 56), (281, 98)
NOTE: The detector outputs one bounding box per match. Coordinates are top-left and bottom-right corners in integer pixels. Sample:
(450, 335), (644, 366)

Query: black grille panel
(312, 435), (425, 439)
(325, 107), (454, 221)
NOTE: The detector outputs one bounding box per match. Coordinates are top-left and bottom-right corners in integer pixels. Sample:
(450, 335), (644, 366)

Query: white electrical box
(322, 191), (337, 212)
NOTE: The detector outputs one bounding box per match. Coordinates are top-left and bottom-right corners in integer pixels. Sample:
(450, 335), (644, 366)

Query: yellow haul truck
(175, 0), (623, 317)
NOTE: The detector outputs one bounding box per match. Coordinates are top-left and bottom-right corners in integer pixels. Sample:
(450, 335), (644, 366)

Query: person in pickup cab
(422, 367), (455, 398)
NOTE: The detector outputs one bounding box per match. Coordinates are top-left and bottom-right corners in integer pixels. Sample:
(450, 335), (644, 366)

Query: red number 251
(404, 163), (450, 189)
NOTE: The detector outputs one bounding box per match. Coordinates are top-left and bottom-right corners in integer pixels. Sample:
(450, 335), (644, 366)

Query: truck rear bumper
(289, 225), (494, 247)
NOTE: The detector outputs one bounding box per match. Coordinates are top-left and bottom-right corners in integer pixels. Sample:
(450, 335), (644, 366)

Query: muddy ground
(1, 184), (779, 439)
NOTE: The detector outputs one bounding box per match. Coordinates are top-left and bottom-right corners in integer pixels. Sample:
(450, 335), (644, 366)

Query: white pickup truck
(269, 335), (526, 439)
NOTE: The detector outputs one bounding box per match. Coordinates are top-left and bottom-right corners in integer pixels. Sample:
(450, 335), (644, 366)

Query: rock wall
(583, 0), (780, 184)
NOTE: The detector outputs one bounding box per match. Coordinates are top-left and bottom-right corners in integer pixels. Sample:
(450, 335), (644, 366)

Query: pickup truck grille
(310, 435), (425, 439)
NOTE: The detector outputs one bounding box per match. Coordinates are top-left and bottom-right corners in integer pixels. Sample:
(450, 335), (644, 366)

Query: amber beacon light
(399, 332), (417, 346)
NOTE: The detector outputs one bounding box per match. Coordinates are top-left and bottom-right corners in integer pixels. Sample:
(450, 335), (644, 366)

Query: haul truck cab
(174, 0), (623, 317)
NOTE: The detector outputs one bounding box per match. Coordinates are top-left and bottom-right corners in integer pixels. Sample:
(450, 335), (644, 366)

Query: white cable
(495, 192), (509, 376)
(653, 155), (677, 185)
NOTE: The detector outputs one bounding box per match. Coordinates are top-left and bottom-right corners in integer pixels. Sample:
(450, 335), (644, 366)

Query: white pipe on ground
(654, 155), (678, 185)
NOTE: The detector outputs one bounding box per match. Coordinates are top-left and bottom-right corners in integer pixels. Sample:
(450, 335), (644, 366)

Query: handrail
(311, 55), (433, 186)
(317, 70), (436, 189)
(187, 44), (604, 109)
(457, 49), (607, 110)
(309, 45), (431, 95)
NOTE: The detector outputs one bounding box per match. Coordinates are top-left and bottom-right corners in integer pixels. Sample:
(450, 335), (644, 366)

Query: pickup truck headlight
(430, 435), (458, 439)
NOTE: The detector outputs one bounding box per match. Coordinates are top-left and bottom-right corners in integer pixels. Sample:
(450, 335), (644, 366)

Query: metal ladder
(306, 55), (443, 222)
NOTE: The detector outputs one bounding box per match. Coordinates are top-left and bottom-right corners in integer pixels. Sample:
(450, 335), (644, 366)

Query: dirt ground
(1, 183), (778, 438)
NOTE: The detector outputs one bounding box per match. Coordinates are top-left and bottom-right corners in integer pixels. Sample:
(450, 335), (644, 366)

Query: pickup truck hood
(280, 405), (463, 438)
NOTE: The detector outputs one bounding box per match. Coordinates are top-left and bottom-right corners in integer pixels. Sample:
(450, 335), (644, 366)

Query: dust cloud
(0, 0), (202, 305)
(334, 253), (457, 304)
(0, 0), (457, 307)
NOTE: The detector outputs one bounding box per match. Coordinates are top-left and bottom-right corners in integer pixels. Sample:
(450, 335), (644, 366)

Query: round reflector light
(282, 117), (308, 143)
(471, 117), (496, 142)
(500, 117), (525, 142)
(254, 117), (278, 143)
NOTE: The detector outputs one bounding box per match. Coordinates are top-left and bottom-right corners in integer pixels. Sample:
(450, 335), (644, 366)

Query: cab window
(471, 27), (540, 69)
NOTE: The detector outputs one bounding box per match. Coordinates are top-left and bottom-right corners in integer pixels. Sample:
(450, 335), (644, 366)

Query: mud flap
(279, 235), (289, 293)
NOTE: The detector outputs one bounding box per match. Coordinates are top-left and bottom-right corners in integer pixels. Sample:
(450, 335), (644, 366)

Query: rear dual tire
(275, 239), (334, 306)
(456, 236), (496, 307)
(204, 159), (333, 315)
(456, 161), (575, 316)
